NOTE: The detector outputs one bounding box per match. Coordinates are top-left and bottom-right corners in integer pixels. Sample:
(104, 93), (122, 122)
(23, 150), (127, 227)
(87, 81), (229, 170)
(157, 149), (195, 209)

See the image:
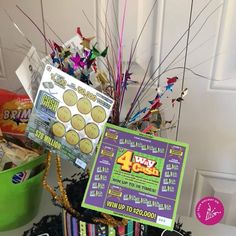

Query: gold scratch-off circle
(57, 106), (71, 123)
(63, 89), (77, 106)
(52, 122), (66, 138)
(71, 114), (86, 131)
(65, 130), (80, 146)
(79, 138), (93, 154)
(77, 97), (92, 114)
(91, 106), (106, 123)
(85, 123), (99, 139)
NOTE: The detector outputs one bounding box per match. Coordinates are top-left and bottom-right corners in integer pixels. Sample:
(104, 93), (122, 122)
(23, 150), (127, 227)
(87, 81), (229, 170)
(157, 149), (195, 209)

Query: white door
(128, 0), (236, 234)
(103, 0), (236, 234)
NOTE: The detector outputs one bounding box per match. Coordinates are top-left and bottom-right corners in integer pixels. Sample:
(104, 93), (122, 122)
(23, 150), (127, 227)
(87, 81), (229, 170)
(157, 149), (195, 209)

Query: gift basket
(2, 0), (216, 234)
(0, 90), (46, 231)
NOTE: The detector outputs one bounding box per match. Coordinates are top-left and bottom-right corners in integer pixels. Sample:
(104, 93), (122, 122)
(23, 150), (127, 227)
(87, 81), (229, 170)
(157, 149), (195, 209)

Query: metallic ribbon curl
(42, 152), (127, 227)
(42, 152), (79, 218)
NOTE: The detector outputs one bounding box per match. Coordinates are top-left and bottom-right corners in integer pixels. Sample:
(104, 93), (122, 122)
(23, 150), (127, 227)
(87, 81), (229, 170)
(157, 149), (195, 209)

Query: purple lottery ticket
(82, 123), (189, 230)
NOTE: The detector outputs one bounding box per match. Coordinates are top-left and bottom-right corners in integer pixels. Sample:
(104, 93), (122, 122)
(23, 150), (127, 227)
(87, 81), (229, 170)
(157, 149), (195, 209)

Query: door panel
(191, 170), (236, 226)
(155, 0), (236, 227)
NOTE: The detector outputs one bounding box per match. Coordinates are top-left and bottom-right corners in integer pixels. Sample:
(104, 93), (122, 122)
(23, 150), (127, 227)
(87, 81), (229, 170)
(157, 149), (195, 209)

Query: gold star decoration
(80, 37), (95, 49)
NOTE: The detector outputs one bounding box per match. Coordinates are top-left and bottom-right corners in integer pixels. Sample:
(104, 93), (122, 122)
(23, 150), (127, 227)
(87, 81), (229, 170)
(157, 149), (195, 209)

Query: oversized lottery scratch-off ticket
(82, 123), (189, 230)
(26, 65), (114, 169)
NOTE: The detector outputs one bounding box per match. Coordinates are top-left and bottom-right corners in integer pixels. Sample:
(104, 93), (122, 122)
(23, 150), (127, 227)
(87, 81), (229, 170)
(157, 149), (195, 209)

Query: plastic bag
(0, 137), (38, 171)
(0, 89), (32, 136)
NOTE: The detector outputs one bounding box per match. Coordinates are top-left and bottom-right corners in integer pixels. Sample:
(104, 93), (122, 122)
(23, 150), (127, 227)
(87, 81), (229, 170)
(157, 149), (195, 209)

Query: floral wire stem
(124, 57), (153, 124)
(129, 0), (158, 65)
(119, 40), (135, 113)
(104, 2), (119, 49)
(4, 8), (32, 46)
(143, 0), (214, 87)
(176, 0), (193, 141)
(96, 8), (118, 65)
(171, 35), (215, 68)
(44, 20), (65, 47)
(16, 5), (53, 50)
(95, 9), (118, 88)
(131, 57), (232, 121)
(127, 2), (221, 123)
(111, 0), (120, 40)
(163, 3), (222, 74)
(127, 67), (191, 122)
(125, 0), (215, 121)
(123, 0), (158, 121)
(107, 0), (157, 124)
(110, 0), (128, 125)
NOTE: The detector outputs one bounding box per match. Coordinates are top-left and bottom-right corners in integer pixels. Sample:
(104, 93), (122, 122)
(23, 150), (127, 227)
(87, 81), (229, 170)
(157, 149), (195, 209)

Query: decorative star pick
(70, 53), (86, 70)
(77, 27), (95, 49)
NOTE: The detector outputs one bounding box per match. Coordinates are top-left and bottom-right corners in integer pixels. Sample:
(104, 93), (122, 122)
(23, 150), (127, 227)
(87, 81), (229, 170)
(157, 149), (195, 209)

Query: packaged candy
(0, 138), (38, 171)
(0, 89), (33, 137)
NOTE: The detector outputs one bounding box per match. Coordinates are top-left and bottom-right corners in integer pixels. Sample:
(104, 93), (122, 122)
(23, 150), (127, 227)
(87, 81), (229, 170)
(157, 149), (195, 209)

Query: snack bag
(0, 89), (33, 136)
